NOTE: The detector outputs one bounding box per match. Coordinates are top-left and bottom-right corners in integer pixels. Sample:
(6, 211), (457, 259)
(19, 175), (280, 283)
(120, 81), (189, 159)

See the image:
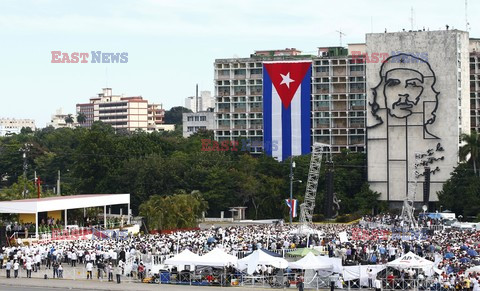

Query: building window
(200, 116), (207, 121)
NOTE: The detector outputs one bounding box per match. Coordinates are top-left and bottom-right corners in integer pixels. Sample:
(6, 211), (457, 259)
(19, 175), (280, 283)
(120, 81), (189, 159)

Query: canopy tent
(164, 249), (201, 266)
(466, 266), (480, 274)
(0, 194), (131, 238)
(387, 252), (435, 269)
(288, 248), (321, 257)
(317, 256), (343, 273)
(238, 249), (288, 275)
(288, 252), (332, 270)
(195, 248), (238, 267)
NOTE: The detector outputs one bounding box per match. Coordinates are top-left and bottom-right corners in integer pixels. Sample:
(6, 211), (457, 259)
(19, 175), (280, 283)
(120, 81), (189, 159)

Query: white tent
(466, 266), (480, 274)
(387, 252), (434, 269)
(195, 248), (238, 267)
(164, 249), (201, 266)
(238, 249), (288, 275)
(288, 252), (333, 270)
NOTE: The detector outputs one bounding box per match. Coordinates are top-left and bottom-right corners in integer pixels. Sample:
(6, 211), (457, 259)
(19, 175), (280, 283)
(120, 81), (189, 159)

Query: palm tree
(459, 131), (480, 176)
(77, 112), (87, 124)
(64, 114), (74, 124)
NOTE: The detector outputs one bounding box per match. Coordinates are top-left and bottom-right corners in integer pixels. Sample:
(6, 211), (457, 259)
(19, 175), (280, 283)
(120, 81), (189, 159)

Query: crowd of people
(0, 214), (479, 289)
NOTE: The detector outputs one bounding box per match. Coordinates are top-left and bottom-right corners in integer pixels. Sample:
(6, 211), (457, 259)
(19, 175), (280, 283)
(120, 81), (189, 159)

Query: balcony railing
(218, 91), (231, 96)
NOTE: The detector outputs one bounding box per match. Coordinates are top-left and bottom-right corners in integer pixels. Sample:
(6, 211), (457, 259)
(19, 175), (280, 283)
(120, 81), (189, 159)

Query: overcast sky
(1, 0), (479, 127)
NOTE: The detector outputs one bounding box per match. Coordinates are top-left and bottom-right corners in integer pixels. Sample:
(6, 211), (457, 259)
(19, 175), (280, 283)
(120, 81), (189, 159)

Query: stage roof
(0, 194), (130, 214)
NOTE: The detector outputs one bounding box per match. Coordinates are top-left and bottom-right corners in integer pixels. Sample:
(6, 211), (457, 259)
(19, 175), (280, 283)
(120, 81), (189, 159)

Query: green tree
(164, 106), (192, 125)
(438, 163), (480, 217)
(139, 191), (208, 230)
(76, 112), (87, 124)
(64, 114), (74, 124)
(353, 183), (381, 215)
(459, 131), (480, 176)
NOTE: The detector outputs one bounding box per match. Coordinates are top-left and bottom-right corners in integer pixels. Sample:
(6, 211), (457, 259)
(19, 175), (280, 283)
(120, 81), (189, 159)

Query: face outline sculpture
(369, 53), (440, 139)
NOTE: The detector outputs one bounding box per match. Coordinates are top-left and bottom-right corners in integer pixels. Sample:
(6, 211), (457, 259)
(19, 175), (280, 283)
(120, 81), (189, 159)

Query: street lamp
(440, 205), (443, 213)
(289, 158), (296, 225)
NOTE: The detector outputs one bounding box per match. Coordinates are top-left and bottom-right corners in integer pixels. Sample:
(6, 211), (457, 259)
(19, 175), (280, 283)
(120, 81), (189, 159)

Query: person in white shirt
(13, 261), (19, 278)
(71, 251), (77, 267)
(368, 269), (374, 289)
(86, 261), (93, 279)
(26, 261), (32, 278)
(5, 260), (12, 278)
(374, 277), (382, 291)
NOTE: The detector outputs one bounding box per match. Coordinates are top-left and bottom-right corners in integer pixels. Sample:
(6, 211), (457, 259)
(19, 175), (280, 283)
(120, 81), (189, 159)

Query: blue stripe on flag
(263, 68), (272, 156)
(301, 66), (312, 155)
(282, 101), (291, 161)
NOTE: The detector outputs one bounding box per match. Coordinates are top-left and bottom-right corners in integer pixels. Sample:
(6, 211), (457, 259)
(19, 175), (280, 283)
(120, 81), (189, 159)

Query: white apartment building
(47, 108), (77, 129)
(76, 88), (165, 132)
(185, 91), (214, 113)
(182, 111), (215, 138)
(0, 118), (36, 136)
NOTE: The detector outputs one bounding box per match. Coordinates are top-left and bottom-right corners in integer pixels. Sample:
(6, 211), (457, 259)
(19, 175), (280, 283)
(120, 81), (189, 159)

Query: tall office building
(214, 47), (366, 154)
(185, 90), (214, 112)
(366, 30), (470, 206)
(76, 88), (165, 132)
(470, 38), (480, 132)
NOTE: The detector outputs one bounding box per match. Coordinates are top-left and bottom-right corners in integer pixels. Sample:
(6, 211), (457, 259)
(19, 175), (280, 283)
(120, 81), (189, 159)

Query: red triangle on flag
(264, 62), (311, 109)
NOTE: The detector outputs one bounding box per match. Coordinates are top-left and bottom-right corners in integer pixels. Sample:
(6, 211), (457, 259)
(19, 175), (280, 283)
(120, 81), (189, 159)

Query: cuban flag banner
(285, 199), (298, 218)
(263, 61), (312, 161)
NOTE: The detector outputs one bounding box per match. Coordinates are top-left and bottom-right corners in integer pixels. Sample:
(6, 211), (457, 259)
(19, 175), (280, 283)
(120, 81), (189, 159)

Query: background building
(47, 108), (76, 129)
(0, 118), (36, 136)
(76, 88), (165, 132)
(214, 47), (366, 154)
(185, 90), (214, 113)
(471, 38), (480, 132)
(182, 111), (215, 138)
(366, 30), (470, 206)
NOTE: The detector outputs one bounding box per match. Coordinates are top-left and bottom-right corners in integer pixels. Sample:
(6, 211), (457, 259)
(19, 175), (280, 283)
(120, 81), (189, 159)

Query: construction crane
(298, 143), (330, 234)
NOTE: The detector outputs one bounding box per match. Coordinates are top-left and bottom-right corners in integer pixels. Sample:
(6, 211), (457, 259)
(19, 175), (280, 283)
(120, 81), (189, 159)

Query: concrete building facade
(47, 108), (77, 129)
(76, 88), (165, 132)
(0, 118), (36, 136)
(214, 47), (367, 154)
(470, 38), (480, 132)
(366, 30), (471, 205)
(185, 91), (214, 113)
(183, 111), (215, 138)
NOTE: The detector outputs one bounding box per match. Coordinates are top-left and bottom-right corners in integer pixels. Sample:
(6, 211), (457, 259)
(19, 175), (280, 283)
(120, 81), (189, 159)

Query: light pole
(19, 143), (32, 198)
(289, 157), (296, 225)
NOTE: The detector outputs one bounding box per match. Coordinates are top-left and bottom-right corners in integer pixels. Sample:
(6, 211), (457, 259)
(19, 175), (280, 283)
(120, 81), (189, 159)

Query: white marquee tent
(387, 252), (435, 269)
(289, 252), (333, 270)
(238, 249), (288, 275)
(164, 249), (201, 266)
(195, 248), (238, 267)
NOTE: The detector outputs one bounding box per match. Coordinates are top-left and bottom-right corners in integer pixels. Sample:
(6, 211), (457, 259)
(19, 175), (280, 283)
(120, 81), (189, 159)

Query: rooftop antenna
(409, 7), (415, 30)
(336, 29), (346, 47)
(465, 0), (470, 31)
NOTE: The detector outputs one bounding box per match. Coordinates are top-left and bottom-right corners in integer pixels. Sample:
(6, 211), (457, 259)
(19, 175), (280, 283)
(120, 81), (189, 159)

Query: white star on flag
(280, 72), (294, 88)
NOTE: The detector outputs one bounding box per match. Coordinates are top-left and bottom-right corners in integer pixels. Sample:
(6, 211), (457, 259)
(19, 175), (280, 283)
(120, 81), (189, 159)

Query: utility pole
(289, 157), (296, 225)
(57, 170), (61, 196)
(19, 143), (32, 198)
